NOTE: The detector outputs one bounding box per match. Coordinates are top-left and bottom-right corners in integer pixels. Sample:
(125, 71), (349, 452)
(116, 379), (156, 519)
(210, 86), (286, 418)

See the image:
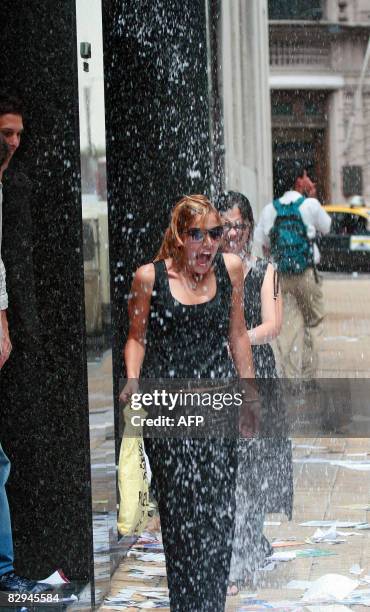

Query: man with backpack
(254, 165), (331, 380)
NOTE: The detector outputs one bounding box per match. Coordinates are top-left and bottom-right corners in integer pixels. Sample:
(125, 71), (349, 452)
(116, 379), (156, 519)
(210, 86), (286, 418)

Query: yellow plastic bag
(117, 404), (150, 536)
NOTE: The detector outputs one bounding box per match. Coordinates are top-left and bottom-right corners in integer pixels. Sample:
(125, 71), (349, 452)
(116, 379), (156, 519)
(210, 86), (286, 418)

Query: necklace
(179, 270), (203, 292)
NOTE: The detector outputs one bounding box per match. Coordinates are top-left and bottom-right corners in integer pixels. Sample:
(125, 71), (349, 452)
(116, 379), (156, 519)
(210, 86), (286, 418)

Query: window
(271, 102), (293, 116)
(343, 166), (363, 197)
(304, 102), (320, 116)
(83, 222), (96, 262)
(269, 0), (323, 20)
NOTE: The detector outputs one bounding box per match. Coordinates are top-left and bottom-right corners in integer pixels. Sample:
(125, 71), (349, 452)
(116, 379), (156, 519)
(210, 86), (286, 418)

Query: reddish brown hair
(155, 194), (221, 267)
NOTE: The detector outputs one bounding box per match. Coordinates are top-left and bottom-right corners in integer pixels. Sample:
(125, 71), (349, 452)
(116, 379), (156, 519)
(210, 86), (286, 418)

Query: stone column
(102, 0), (213, 440)
(0, 0), (93, 595)
(362, 89), (370, 202)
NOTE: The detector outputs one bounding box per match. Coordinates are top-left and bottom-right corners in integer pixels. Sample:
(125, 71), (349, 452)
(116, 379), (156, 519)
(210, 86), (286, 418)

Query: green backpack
(269, 197), (313, 274)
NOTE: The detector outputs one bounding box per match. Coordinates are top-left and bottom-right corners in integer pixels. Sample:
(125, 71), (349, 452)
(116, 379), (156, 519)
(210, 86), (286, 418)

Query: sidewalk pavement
(318, 273), (370, 378)
(100, 274), (370, 611)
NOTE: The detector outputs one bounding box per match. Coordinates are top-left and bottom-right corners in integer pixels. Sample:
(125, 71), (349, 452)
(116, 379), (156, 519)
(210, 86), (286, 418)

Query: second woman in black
(220, 191), (293, 596)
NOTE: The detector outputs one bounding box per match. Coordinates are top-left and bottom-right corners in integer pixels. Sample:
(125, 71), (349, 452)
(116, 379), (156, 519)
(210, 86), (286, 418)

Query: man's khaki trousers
(276, 268), (324, 379)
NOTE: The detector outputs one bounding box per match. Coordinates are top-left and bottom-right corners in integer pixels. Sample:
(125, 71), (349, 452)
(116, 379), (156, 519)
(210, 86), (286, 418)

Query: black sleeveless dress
(142, 255), (236, 379)
(244, 259), (278, 378)
(142, 254), (237, 612)
(229, 259), (293, 585)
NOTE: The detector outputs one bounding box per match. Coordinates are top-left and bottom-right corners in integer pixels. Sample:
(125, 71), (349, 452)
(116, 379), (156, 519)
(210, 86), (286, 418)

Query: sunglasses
(224, 223), (249, 233)
(184, 226), (224, 242)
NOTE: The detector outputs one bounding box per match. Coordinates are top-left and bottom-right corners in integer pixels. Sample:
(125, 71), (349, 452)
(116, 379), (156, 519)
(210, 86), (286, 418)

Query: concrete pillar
(328, 89), (345, 202)
(363, 89), (370, 201)
(0, 0), (94, 598)
(221, 0), (272, 217)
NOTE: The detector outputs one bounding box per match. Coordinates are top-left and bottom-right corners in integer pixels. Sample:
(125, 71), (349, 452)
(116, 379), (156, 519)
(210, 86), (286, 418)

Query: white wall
(221, 0), (273, 218)
(75, 0), (106, 153)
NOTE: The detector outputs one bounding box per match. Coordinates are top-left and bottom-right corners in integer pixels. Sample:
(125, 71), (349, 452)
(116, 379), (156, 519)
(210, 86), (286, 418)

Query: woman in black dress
(120, 195), (256, 612)
(219, 191), (293, 595)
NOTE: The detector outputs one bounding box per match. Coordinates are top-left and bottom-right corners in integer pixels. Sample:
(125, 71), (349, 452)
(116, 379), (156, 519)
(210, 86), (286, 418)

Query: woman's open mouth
(196, 252), (212, 267)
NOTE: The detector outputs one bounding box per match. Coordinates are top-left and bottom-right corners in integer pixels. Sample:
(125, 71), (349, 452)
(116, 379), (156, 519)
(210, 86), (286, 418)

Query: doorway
(271, 90), (330, 202)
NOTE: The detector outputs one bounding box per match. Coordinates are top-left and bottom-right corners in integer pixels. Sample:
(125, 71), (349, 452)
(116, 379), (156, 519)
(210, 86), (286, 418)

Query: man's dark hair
(0, 94), (23, 118)
(0, 133), (10, 167)
(216, 190), (255, 233)
(290, 161), (307, 185)
(278, 161), (308, 194)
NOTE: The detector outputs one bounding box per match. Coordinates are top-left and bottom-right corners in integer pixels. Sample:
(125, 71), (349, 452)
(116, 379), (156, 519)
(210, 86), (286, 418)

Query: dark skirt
(229, 345), (293, 583)
(146, 438), (237, 612)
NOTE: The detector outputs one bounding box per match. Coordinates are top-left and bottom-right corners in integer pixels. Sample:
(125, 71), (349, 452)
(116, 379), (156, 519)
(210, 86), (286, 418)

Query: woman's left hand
(120, 378), (139, 405)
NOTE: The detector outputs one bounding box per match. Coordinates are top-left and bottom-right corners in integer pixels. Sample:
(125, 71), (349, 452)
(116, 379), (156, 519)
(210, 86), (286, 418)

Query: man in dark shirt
(0, 134), (11, 366)
(0, 94), (51, 595)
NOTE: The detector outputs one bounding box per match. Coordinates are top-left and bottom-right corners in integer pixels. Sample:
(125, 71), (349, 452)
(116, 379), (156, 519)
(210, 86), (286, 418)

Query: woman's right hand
(120, 378), (139, 405)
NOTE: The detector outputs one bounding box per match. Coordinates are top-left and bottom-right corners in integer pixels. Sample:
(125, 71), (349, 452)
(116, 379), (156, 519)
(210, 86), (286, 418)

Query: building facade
(220, 0), (273, 217)
(269, 0), (370, 203)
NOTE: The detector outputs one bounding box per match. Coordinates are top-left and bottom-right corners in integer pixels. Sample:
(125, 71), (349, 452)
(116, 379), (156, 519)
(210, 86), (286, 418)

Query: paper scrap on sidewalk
(268, 551), (296, 562)
(347, 587), (370, 604)
(338, 503), (370, 510)
(305, 606), (353, 612)
(257, 558), (280, 572)
(302, 574), (359, 602)
(258, 561), (276, 572)
(137, 531), (163, 544)
(349, 564), (363, 575)
(295, 548), (336, 558)
(39, 569), (70, 585)
(286, 579), (312, 590)
(137, 603), (169, 609)
(107, 601), (169, 609)
(300, 520), (369, 529)
(268, 548), (336, 562)
(272, 536), (306, 548)
(132, 543), (164, 551)
(270, 601), (307, 610)
(239, 597), (275, 608)
(293, 444), (329, 450)
(128, 551), (166, 563)
(105, 586), (170, 609)
(330, 460), (370, 471)
(294, 457), (370, 471)
(127, 565), (167, 578)
(307, 525), (346, 544)
(272, 540), (305, 548)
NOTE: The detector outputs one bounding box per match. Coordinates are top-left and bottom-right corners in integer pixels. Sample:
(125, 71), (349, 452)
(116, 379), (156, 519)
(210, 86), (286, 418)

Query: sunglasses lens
(225, 223), (247, 233)
(189, 228), (203, 241)
(209, 227), (223, 240)
(187, 227), (223, 241)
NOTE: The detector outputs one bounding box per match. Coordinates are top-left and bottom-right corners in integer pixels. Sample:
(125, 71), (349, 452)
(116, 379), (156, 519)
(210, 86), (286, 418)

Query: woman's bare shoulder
(222, 253), (243, 274)
(222, 252), (242, 268)
(133, 263), (155, 287)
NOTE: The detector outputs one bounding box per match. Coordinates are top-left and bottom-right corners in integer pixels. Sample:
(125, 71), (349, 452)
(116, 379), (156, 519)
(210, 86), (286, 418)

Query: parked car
(317, 204), (370, 272)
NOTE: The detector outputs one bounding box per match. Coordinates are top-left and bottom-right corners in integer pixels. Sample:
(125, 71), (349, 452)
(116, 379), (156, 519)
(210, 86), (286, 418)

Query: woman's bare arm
(120, 264), (154, 402)
(224, 254), (255, 379)
(248, 263), (282, 345)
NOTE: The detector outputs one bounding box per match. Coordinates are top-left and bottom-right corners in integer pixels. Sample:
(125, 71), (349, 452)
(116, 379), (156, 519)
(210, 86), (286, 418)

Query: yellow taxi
(317, 200), (370, 272)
